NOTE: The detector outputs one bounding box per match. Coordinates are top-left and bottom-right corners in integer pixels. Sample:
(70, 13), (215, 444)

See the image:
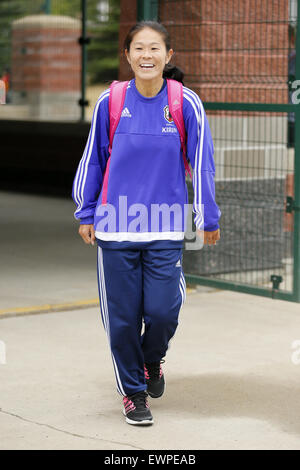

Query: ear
(166, 49), (174, 64)
(125, 49), (131, 65)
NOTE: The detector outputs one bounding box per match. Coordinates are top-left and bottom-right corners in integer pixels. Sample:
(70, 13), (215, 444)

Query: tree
(52, 0), (121, 83)
(86, 0), (121, 84)
(0, 0), (45, 75)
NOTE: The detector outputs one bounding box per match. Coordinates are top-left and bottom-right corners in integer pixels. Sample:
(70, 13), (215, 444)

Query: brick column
(11, 15), (81, 121)
(161, 0), (289, 103)
(118, 0), (136, 81)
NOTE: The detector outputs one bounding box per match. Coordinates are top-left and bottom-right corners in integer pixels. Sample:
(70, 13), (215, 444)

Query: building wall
(119, 0), (289, 103)
(118, 0), (136, 81)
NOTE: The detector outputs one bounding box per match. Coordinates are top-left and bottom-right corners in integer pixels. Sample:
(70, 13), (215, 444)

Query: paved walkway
(1, 290), (300, 450)
(0, 191), (98, 313)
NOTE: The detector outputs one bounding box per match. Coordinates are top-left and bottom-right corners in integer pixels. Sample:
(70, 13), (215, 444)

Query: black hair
(123, 20), (185, 85)
(163, 63), (185, 84)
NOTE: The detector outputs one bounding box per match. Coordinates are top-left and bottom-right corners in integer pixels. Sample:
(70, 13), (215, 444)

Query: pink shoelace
(123, 391), (149, 414)
(144, 361), (164, 380)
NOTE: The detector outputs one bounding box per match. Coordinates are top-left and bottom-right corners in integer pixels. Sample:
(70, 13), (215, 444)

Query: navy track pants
(96, 246), (186, 397)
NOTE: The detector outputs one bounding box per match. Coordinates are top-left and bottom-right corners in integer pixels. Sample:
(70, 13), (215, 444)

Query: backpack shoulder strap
(101, 80), (129, 206)
(167, 79), (192, 179)
(108, 80), (129, 153)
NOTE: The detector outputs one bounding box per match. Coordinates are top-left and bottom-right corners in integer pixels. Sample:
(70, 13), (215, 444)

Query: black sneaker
(123, 390), (154, 425)
(144, 360), (165, 398)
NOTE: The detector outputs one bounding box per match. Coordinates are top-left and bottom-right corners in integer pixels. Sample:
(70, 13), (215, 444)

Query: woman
(72, 21), (221, 426)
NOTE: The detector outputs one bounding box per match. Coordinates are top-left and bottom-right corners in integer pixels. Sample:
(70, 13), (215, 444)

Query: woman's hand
(79, 224), (96, 246)
(196, 228), (220, 245)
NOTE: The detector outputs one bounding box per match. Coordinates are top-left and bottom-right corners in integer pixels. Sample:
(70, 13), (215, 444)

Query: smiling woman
(124, 22), (178, 98)
(124, 27), (174, 97)
(72, 20), (221, 428)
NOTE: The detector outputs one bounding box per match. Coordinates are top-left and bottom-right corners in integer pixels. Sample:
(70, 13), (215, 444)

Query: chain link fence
(146, 0), (300, 301)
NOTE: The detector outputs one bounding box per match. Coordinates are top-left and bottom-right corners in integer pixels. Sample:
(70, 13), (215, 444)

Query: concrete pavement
(1, 290), (300, 450)
(0, 190), (98, 312)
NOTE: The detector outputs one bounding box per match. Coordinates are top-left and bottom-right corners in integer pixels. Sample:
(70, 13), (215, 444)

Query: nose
(142, 49), (152, 59)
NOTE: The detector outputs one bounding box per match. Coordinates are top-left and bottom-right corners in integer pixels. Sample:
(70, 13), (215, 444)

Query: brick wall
(119, 0), (289, 103)
(118, 0), (136, 81)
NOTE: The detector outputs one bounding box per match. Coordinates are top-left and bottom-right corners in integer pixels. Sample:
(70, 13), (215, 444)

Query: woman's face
(125, 27), (173, 82)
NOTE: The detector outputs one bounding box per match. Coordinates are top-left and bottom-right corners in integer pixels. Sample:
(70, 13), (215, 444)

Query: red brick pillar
(161, 0), (289, 103)
(118, 0), (137, 81)
(11, 15), (81, 120)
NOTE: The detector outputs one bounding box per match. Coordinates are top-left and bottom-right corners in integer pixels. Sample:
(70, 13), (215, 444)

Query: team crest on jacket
(164, 105), (173, 123)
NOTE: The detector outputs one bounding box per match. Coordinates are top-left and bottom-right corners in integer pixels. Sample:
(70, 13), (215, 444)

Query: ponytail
(163, 63), (185, 85)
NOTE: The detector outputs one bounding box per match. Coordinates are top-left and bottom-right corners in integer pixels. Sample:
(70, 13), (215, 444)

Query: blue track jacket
(72, 78), (221, 247)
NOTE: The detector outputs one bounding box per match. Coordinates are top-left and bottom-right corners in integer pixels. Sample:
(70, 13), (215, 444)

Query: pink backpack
(101, 79), (192, 205)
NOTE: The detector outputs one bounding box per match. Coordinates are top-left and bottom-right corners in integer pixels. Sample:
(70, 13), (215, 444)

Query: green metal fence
(138, 0), (300, 302)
